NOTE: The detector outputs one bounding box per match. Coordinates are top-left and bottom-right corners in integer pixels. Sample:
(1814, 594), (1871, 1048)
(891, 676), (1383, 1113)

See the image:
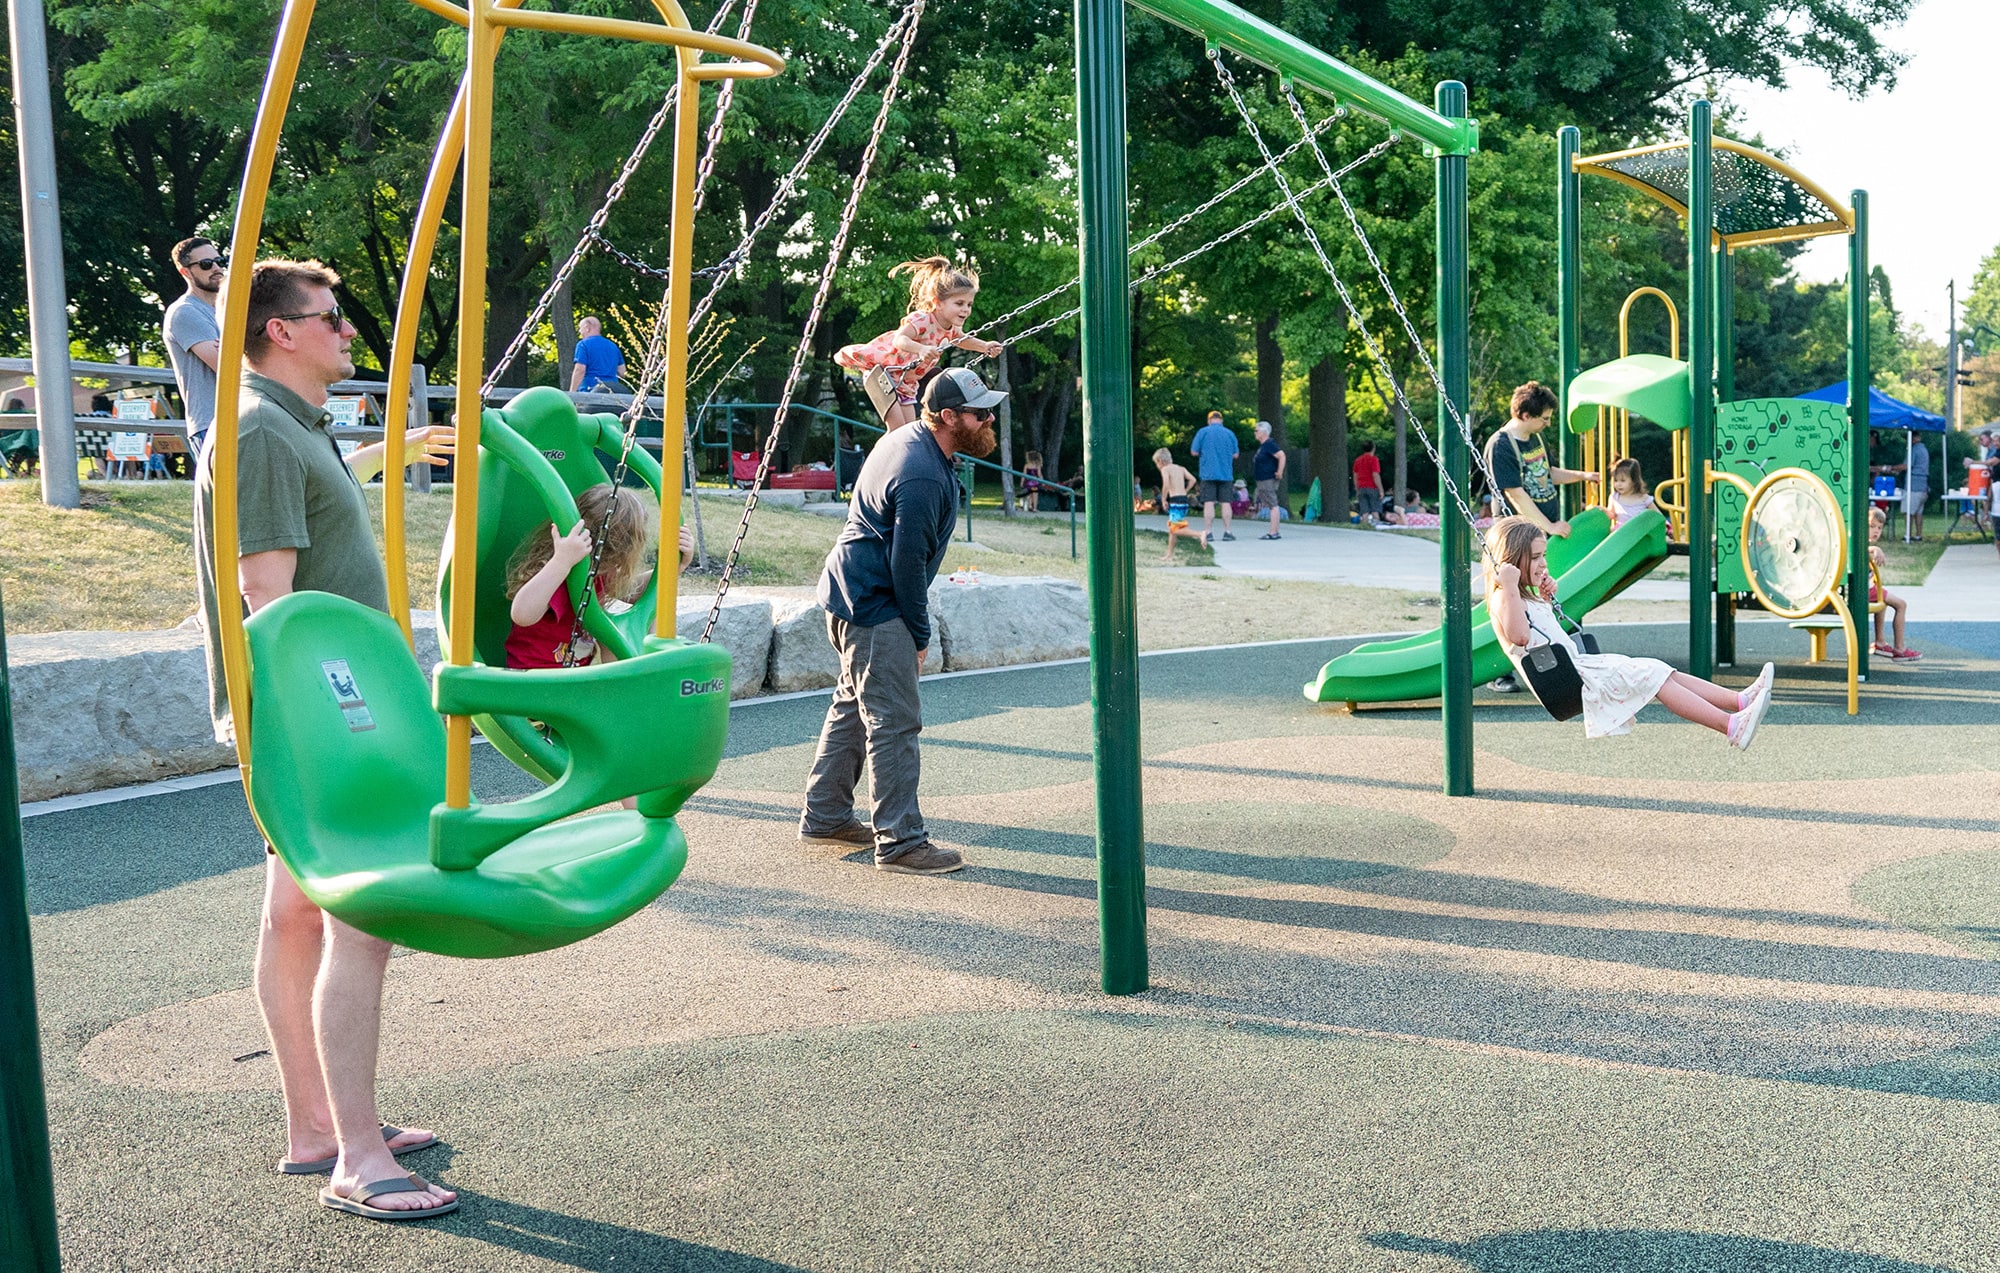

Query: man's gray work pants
(800, 614), (926, 861)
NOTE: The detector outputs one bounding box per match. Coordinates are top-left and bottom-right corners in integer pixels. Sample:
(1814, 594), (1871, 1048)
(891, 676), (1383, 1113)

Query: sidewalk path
(1136, 515), (1442, 590)
(1899, 543), (2000, 622)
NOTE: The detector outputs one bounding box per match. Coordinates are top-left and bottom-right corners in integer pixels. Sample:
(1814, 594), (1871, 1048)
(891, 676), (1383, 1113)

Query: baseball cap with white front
(921, 366), (1007, 414)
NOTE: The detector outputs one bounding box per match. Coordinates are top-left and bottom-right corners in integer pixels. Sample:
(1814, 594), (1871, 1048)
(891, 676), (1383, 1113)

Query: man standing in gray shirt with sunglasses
(163, 236), (227, 455)
(799, 367), (1004, 874)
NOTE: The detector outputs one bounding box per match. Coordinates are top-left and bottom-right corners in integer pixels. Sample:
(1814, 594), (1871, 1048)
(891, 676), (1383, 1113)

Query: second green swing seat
(439, 385), (674, 783)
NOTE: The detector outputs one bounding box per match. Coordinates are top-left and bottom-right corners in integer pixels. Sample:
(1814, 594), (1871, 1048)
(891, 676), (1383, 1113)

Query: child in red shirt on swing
(504, 483), (691, 668)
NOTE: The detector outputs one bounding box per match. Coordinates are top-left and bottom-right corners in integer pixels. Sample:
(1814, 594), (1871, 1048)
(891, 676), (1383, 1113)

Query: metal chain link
(988, 133), (1399, 353)
(699, 0), (927, 643)
(1281, 81), (1486, 473)
(482, 0), (744, 396)
(584, 227), (674, 281)
(681, 2), (921, 340)
(1212, 52), (1492, 550)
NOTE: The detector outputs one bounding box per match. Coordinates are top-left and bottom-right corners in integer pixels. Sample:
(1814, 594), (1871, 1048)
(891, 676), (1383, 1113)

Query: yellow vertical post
(444, 0), (497, 810)
(654, 52), (699, 636)
(210, 0), (319, 774)
(382, 84), (469, 648)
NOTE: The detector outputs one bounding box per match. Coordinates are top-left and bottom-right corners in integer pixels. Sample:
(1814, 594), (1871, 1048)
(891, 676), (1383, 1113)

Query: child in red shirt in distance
(505, 483), (655, 669)
(1352, 440), (1384, 526)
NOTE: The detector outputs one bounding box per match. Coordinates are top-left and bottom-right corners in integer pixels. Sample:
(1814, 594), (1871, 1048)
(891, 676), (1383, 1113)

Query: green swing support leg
(1848, 190), (1871, 681)
(1077, 0), (1147, 995)
(1436, 80), (1474, 797)
(1686, 99), (1715, 681)
(0, 587), (61, 1271)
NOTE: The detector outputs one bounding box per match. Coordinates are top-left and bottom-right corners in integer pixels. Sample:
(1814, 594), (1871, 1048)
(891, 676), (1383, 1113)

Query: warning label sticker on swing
(321, 659), (376, 733)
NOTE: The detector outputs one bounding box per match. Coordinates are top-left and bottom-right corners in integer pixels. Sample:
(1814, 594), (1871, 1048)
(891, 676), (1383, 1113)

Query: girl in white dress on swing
(1485, 517), (1775, 749)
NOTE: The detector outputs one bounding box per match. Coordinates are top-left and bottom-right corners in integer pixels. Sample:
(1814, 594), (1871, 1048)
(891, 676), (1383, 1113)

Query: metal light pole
(0, 583), (62, 1271)
(1436, 81), (1473, 796)
(1076, 0), (1146, 994)
(8, 0), (79, 508)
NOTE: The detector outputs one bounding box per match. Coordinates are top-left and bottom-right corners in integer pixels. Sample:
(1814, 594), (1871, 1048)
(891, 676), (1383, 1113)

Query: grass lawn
(2, 481), (1425, 647)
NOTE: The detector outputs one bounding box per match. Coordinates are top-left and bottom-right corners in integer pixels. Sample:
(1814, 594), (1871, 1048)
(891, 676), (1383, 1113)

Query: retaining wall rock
(763, 594), (840, 693)
(12, 576), (1084, 799)
(673, 595), (774, 699)
(8, 629), (233, 803)
(930, 574), (1089, 671)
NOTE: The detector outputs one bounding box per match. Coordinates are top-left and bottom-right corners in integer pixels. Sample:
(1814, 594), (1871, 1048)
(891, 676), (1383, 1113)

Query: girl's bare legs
(1653, 671), (1736, 735)
(1888, 594), (1908, 648)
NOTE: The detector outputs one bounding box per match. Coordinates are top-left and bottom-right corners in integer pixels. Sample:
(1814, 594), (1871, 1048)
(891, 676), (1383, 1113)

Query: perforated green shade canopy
(1566, 354), (1691, 433)
(1574, 138), (1853, 249)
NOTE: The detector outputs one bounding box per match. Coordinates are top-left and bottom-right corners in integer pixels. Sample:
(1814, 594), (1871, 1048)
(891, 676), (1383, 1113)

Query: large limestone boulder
(673, 594), (774, 698)
(7, 629), (233, 802)
(763, 594), (840, 693)
(928, 574), (1089, 672)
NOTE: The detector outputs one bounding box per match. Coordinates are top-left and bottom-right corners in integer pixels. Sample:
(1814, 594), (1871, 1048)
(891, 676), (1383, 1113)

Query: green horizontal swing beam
(1131, 0), (1479, 156)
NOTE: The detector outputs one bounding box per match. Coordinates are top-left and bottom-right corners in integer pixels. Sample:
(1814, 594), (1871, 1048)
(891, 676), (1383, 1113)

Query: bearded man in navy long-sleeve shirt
(799, 367), (1004, 873)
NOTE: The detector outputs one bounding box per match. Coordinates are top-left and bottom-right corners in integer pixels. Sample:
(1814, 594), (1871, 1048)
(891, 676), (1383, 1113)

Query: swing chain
(1211, 51), (1497, 556)
(984, 132), (1400, 356)
(482, 0), (750, 397)
(966, 111), (1350, 342)
(680, 0), (923, 339)
(700, 0), (927, 643)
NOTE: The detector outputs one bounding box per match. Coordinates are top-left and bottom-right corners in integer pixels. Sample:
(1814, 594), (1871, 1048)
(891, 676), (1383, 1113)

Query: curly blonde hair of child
(505, 482), (656, 604)
(890, 255), (978, 313)
(1484, 516), (1548, 598)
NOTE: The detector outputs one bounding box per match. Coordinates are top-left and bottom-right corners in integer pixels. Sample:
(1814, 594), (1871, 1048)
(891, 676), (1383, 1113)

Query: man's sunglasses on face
(957, 408), (994, 424)
(186, 254), (227, 271)
(276, 305), (346, 330)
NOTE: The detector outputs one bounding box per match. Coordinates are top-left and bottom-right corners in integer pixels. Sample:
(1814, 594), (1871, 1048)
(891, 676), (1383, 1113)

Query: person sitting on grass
(1866, 506), (1920, 662)
(1486, 516), (1773, 749)
(1154, 447), (1201, 563)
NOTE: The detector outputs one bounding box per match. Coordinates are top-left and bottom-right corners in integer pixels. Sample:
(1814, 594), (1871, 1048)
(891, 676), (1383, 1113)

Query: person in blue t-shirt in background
(1189, 409), (1240, 542)
(569, 315), (627, 393)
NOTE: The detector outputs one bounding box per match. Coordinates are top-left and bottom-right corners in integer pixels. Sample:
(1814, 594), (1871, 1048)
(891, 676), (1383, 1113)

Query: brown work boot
(875, 842), (964, 875)
(799, 819), (874, 849)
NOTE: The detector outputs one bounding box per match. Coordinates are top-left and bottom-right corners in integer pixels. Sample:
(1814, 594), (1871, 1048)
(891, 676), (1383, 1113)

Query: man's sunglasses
(956, 407), (995, 424)
(275, 305), (346, 330)
(186, 255), (227, 271)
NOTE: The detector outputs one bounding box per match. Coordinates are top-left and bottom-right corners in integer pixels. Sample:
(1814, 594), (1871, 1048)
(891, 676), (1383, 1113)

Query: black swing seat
(1517, 631), (1600, 723)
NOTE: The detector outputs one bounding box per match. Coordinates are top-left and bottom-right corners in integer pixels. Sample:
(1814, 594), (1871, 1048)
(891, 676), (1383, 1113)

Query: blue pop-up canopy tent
(1800, 382), (1947, 432)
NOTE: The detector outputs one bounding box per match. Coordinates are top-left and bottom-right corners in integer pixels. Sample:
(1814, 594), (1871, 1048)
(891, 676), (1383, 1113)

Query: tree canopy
(0, 0), (1934, 502)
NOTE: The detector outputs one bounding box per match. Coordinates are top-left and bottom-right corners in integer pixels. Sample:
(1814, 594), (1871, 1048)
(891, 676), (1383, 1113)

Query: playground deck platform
(22, 621), (2000, 1271)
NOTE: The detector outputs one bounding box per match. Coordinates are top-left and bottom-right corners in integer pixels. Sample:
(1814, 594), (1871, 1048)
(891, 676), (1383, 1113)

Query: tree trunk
(484, 275), (533, 390)
(996, 352), (1016, 514)
(1308, 336), (1349, 523)
(1256, 311), (1284, 431)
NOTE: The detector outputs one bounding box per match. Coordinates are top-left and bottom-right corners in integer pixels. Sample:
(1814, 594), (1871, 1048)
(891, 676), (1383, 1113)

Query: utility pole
(8, 0), (79, 508)
(1947, 280), (1959, 433)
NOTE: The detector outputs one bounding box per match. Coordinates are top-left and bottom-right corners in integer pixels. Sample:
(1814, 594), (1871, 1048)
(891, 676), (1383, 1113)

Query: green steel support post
(1685, 100), (1715, 680)
(1436, 81), (1473, 797)
(1, 585), (61, 1272)
(1556, 126), (1582, 520)
(1848, 191), (1871, 682)
(1076, 0), (1147, 994)
(1714, 244), (1736, 666)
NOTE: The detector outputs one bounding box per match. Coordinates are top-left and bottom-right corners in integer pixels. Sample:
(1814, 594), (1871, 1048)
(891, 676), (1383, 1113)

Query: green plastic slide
(1303, 506), (1672, 704)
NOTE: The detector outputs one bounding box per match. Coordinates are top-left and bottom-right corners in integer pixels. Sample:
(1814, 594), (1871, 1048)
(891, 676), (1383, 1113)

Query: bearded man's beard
(956, 419), (998, 458)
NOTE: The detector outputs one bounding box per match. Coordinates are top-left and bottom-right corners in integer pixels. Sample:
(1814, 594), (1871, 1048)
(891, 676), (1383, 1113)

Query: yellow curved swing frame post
(209, 0), (780, 807)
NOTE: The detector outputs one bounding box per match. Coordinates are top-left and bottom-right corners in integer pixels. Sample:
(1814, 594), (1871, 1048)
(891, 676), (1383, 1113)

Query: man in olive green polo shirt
(194, 260), (457, 1220)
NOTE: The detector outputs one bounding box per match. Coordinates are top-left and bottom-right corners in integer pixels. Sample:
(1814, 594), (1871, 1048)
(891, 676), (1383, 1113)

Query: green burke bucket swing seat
(244, 590), (730, 958)
(438, 386), (673, 783)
